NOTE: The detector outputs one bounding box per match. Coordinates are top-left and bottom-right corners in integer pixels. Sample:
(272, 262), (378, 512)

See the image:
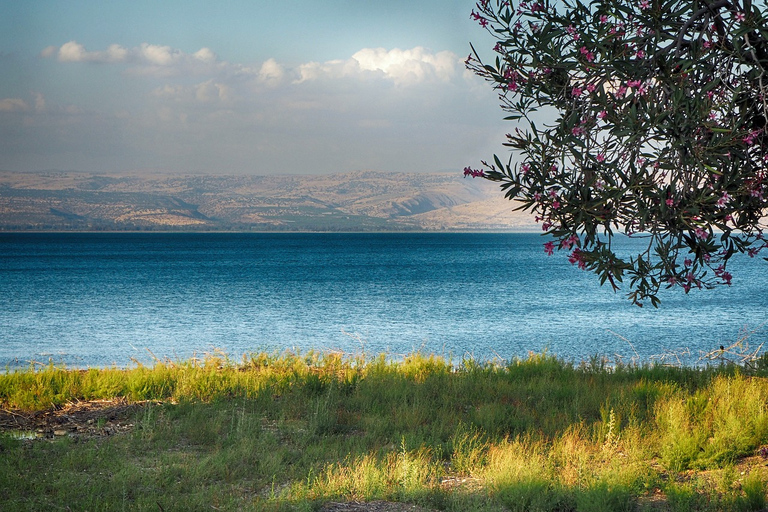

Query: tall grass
(2, 351), (768, 510)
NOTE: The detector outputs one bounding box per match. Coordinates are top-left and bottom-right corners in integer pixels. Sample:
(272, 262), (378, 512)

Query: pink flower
(598, 110), (608, 120)
(471, 10), (489, 27)
(552, 199), (561, 209)
(714, 265), (732, 284)
(568, 249), (587, 270)
(544, 241), (555, 255)
(561, 234), (579, 250)
(520, 163), (531, 175)
(579, 46), (595, 62)
(600, 15), (608, 23)
(627, 80), (642, 89)
(665, 198), (674, 207)
(735, 12), (746, 22)
(596, 153), (605, 163)
(640, 0), (650, 9)
(572, 86), (583, 97)
(463, 166), (485, 178)
(695, 227), (708, 240)
(717, 192), (731, 206)
(743, 129), (761, 145)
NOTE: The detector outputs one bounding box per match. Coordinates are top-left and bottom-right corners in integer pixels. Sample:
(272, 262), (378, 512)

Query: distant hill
(0, 170), (538, 231)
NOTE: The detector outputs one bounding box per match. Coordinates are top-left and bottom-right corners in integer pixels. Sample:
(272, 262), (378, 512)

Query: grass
(2, 351), (768, 510)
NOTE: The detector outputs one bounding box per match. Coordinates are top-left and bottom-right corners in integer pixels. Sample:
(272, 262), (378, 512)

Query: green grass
(2, 351), (768, 510)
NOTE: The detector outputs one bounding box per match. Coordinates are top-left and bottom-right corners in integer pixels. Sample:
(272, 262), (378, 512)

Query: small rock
(53, 429), (68, 436)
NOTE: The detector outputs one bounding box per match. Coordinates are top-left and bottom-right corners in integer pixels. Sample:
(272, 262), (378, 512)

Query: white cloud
(52, 40), (130, 63)
(41, 41), (225, 76)
(57, 41), (90, 62)
(138, 43), (181, 66)
(288, 47), (462, 87)
(193, 47), (217, 63)
(42, 41), (464, 87)
(257, 58), (285, 86)
(351, 47), (458, 84)
(106, 44), (129, 62)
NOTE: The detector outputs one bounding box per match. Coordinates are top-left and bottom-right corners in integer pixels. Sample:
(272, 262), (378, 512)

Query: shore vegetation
(2, 351), (768, 511)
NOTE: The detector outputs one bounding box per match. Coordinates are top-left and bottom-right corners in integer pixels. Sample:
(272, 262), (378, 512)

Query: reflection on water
(1, 232), (766, 368)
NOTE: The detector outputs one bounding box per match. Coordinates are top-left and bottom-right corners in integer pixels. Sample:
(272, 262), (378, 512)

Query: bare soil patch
(318, 502), (436, 512)
(0, 398), (145, 439)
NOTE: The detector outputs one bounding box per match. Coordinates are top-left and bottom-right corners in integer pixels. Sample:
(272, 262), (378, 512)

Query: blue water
(0, 232), (766, 368)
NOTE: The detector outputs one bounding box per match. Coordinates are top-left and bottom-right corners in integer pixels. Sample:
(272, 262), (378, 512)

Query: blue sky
(0, 1), (504, 174)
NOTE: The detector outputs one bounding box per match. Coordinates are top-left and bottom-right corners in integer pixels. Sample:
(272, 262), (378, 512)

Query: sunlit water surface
(1, 232), (765, 368)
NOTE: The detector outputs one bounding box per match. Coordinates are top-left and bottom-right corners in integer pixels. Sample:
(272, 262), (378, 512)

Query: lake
(1, 232), (766, 368)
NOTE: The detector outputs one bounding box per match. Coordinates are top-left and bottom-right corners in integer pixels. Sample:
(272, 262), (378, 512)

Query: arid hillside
(0, 170), (537, 231)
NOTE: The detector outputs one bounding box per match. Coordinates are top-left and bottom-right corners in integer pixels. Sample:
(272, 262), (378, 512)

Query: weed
(1, 351), (768, 510)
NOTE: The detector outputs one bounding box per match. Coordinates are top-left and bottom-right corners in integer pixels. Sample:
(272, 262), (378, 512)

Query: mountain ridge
(0, 170), (538, 232)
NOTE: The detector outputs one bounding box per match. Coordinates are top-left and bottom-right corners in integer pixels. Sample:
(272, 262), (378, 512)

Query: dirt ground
(0, 398), (142, 439)
(318, 502), (435, 512)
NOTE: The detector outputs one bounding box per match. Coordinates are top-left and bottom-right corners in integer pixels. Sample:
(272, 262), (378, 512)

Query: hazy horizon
(1, 1), (506, 176)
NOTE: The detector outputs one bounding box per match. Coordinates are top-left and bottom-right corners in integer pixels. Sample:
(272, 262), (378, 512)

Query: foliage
(467, 0), (768, 306)
(2, 352), (768, 509)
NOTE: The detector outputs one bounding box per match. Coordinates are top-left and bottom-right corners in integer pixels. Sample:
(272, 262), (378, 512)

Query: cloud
(24, 42), (500, 174)
(290, 47), (462, 86)
(42, 41), (464, 87)
(257, 58), (285, 86)
(152, 80), (233, 104)
(137, 43), (182, 66)
(51, 41), (130, 63)
(193, 48), (217, 63)
(40, 40), (224, 76)
(0, 98), (28, 112)
(194, 80), (232, 103)
(351, 47), (458, 84)
(33, 92), (46, 112)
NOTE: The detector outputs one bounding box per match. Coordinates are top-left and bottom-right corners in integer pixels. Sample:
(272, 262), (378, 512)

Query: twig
(607, 330), (641, 363)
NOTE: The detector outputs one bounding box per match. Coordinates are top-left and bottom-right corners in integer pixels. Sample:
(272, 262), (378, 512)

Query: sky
(0, 0), (507, 175)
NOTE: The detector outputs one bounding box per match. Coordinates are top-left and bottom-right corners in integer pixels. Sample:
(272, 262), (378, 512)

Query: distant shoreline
(0, 169), (538, 232)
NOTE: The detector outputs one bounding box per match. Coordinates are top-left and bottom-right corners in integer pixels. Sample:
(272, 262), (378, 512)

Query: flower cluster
(463, 166), (485, 178)
(467, 0), (768, 306)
